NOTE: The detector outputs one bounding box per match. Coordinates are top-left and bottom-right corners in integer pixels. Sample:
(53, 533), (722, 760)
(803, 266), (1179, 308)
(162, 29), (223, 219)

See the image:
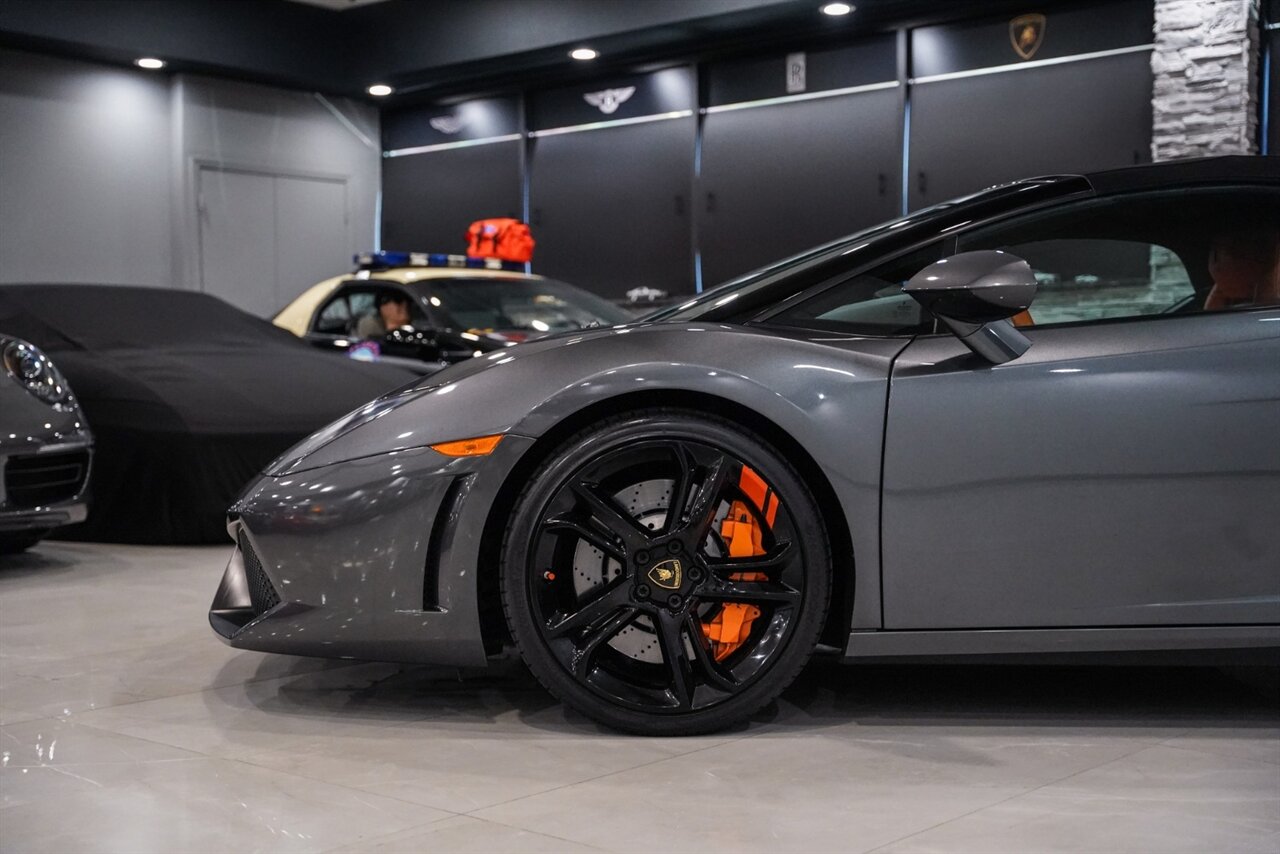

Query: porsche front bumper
(0, 442), (92, 533)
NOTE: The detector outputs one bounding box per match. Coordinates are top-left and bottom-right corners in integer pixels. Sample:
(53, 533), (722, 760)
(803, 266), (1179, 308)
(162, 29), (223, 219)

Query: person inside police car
(356, 291), (413, 339)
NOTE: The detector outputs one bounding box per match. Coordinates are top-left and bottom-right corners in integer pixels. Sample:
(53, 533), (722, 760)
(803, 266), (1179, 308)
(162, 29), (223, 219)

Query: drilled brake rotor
(571, 478), (729, 664)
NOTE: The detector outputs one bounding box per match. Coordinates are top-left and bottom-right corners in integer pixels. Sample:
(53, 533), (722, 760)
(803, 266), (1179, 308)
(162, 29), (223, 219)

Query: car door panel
(881, 309), (1280, 628)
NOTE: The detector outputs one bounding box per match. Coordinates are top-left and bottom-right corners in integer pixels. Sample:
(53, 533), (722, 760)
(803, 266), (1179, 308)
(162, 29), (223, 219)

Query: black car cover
(0, 285), (419, 544)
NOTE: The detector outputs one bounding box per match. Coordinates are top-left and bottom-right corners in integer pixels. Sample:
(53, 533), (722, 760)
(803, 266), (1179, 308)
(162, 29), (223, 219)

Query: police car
(274, 252), (632, 370)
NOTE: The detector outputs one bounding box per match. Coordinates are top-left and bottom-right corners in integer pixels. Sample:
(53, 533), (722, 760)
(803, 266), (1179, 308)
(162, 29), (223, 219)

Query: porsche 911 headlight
(2, 340), (73, 407)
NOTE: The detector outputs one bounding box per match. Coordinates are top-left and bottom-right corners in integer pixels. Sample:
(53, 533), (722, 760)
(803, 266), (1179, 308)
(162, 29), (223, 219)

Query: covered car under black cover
(0, 285), (418, 543)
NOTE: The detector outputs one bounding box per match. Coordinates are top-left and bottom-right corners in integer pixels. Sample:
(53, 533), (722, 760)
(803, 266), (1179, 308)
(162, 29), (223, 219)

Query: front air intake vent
(422, 475), (472, 611)
(238, 530), (281, 616)
(4, 450), (90, 508)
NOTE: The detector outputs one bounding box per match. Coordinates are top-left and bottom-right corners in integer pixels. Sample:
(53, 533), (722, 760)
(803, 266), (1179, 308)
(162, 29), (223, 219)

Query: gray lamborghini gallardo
(211, 157), (1279, 734)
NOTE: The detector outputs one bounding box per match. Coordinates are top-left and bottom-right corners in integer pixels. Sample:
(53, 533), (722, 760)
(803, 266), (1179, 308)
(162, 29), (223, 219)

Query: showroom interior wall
(0, 49), (173, 289)
(0, 47), (379, 317)
(175, 75), (380, 316)
(380, 0), (1160, 297)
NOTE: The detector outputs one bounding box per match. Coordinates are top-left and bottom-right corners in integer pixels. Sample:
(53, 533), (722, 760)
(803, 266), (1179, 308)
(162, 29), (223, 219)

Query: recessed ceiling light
(367, 84), (393, 97)
(821, 2), (853, 15)
(134, 57), (165, 70)
(570, 47), (598, 61)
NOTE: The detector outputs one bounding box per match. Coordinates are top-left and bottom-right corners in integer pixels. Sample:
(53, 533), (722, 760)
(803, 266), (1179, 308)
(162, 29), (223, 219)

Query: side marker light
(430, 434), (504, 457)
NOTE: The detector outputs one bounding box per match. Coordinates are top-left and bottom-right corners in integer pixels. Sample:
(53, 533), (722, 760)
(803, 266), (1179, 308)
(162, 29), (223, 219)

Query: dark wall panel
(529, 118), (694, 298)
(705, 35), (896, 107)
(381, 142), (522, 252)
(698, 88), (902, 288)
(382, 97), (520, 152)
(530, 66), (695, 131)
(908, 52), (1153, 209)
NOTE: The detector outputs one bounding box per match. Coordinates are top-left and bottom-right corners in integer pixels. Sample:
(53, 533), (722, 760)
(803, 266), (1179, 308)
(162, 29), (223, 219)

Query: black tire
(501, 409), (831, 735)
(0, 531), (49, 555)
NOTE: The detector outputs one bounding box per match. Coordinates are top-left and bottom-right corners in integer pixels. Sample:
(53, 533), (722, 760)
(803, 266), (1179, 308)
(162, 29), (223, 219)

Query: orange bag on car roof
(466, 218), (535, 263)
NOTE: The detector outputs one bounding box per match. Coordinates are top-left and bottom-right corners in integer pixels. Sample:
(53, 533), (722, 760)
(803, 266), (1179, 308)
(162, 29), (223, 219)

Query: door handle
(917, 171), (927, 195)
(705, 192), (716, 214)
(877, 172), (887, 196)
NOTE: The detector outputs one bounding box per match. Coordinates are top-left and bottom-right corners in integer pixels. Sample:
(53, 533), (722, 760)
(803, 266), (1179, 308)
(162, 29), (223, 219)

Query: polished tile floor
(1, 541), (1277, 854)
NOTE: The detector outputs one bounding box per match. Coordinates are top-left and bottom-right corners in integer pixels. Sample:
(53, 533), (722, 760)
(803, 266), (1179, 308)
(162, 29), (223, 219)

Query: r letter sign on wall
(786, 52), (806, 93)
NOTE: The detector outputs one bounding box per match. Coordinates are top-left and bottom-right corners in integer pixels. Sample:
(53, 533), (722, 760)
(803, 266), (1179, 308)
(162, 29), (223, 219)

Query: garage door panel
(908, 52), (1153, 208)
(699, 88), (902, 288)
(274, 175), (348, 315)
(381, 141), (522, 251)
(529, 118), (694, 298)
(198, 168), (276, 316)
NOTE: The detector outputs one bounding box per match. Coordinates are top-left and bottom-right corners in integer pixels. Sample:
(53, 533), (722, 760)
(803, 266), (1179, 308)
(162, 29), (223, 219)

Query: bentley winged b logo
(647, 559), (683, 590)
(1009, 13), (1046, 60)
(428, 114), (466, 135)
(583, 86), (636, 115)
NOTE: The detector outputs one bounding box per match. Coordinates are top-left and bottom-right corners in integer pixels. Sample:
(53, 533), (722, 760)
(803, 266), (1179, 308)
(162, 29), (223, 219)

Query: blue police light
(353, 251), (524, 273)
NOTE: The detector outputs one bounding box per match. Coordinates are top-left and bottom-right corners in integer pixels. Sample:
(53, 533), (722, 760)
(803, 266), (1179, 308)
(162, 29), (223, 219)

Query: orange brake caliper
(702, 466), (780, 661)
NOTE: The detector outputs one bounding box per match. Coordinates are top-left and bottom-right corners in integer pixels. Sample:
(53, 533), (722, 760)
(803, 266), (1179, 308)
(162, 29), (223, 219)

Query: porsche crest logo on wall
(583, 86), (635, 115)
(648, 559), (683, 590)
(1009, 13), (1046, 60)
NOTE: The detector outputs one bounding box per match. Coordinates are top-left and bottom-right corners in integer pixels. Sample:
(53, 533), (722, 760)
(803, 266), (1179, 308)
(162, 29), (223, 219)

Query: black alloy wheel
(501, 409), (831, 735)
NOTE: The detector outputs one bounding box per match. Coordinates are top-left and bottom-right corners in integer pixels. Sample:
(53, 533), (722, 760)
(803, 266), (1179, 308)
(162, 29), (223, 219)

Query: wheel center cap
(646, 558), (683, 591)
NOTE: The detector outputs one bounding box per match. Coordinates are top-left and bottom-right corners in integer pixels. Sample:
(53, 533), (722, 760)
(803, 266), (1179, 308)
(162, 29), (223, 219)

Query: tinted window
(313, 287), (422, 337)
(315, 296), (350, 334)
(997, 238), (1193, 325)
(957, 188), (1280, 326)
(347, 292), (379, 331)
(766, 242), (943, 336)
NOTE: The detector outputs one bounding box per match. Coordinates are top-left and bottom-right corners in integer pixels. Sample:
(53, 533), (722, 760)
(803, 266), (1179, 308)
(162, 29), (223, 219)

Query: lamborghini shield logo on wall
(1009, 13), (1046, 60)
(583, 86), (635, 115)
(648, 559), (683, 590)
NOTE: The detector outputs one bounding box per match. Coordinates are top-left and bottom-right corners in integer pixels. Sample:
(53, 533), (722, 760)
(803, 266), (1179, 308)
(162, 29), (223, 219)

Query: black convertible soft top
(0, 285), (418, 543)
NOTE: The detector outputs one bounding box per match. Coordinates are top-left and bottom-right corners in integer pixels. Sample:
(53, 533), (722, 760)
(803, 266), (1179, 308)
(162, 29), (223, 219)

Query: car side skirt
(845, 626), (1280, 658)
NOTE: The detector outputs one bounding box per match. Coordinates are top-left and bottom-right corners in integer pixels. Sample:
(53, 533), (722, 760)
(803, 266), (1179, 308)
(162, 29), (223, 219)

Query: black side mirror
(904, 250), (1037, 364)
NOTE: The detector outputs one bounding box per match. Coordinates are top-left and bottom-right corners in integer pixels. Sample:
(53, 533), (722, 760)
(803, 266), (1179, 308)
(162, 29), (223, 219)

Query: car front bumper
(0, 442), (92, 533)
(208, 434), (534, 666)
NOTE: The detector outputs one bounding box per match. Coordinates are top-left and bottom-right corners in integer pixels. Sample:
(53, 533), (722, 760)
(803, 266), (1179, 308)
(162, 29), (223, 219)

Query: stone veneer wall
(1151, 0), (1261, 159)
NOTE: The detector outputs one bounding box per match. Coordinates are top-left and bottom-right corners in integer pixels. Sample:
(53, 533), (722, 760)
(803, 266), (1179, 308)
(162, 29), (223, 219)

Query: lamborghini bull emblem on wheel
(648, 559), (683, 590)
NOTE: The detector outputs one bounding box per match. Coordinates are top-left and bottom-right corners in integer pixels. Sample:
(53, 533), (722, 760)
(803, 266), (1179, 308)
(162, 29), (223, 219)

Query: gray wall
(0, 48), (380, 314)
(0, 49), (173, 286)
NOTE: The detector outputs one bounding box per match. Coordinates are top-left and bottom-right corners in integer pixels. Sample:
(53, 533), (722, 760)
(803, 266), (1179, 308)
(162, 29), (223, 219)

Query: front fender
(273, 322), (901, 633)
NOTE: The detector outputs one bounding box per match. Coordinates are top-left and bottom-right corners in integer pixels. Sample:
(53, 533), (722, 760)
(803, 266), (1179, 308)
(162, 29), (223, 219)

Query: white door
(198, 167), (348, 317)
(273, 175), (349, 313)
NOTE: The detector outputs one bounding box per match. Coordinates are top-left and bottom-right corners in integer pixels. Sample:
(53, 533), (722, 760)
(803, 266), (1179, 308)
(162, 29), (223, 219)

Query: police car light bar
(354, 251), (525, 273)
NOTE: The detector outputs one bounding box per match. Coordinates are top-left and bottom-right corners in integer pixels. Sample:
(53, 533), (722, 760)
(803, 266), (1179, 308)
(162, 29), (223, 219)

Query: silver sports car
(1, 336), (92, 554)
(211, 157), (1279, 735)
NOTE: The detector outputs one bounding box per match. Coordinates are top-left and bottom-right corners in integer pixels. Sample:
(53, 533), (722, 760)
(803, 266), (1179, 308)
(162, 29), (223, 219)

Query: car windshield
(426, 277), (632, 334)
